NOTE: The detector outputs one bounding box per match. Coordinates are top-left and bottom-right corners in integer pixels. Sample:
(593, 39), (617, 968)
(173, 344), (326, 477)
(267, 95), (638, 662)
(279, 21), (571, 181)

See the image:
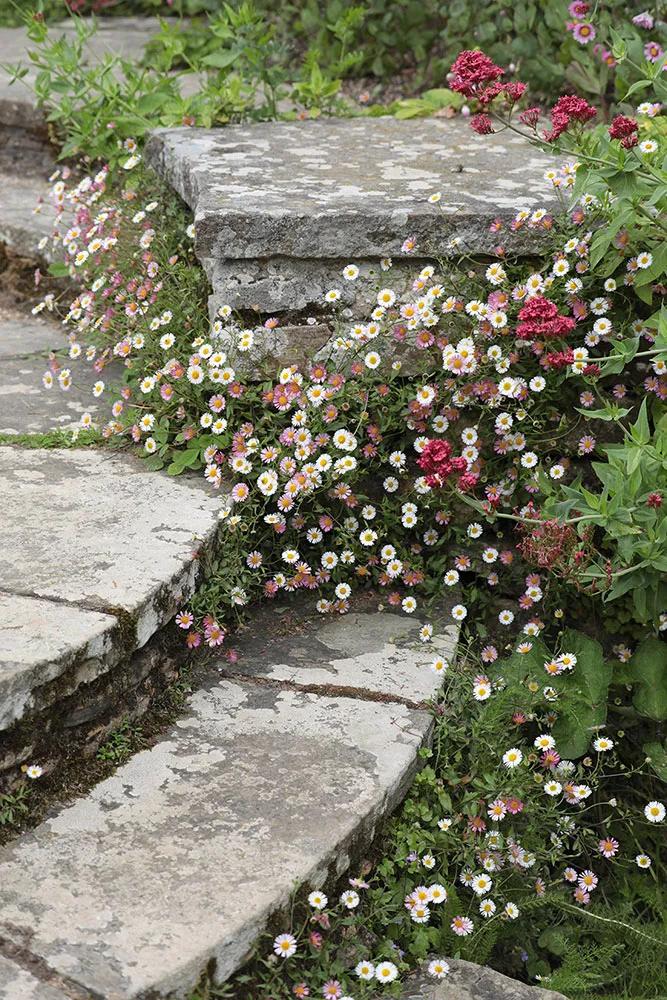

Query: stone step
(0, 301), (63, 358)
(0, 172), (55, 260)
(146, 118), (559, 321)
(0, 446), (227, 752)
(0, 296), (124, 436)
(392, 958), (568, 1000)
(0, 604), (455, 999)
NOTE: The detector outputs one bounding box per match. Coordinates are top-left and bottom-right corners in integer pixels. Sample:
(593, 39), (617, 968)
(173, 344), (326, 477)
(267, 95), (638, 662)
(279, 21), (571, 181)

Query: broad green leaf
(643, 741), (667, 781)
(631, 638), (667, 720)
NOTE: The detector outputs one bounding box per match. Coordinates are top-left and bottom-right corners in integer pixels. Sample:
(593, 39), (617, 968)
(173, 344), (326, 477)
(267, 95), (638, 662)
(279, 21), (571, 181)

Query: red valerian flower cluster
(470, 113), (495, 135)
(450, 50), (526, 110)
(449, 50), (505, 97)
(608, 114), (640, 148)
(516, 296), (576, 341)
(543, 349), (575, 369)
(543, 95), (597, 142)
(417, 439), (478, 492)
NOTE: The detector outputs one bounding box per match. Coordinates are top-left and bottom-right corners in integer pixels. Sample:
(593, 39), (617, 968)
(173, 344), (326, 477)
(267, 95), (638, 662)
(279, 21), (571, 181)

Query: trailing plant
(15, 5), (667, 997)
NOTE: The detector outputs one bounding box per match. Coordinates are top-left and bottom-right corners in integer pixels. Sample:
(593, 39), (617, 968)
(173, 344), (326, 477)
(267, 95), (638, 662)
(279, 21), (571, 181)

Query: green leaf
(47, 261), (70, 277)
(202, 49), (240, 70)
(631, 638), (667, 720)
(643, 741), (667, 781)
(551, 629), (612, 758)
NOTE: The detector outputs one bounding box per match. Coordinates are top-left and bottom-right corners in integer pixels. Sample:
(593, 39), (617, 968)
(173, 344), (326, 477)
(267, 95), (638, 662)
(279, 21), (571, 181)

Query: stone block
(391, 959), (568, 1000)
(0, 679), (432, 998)
(146, 118), (559, 263)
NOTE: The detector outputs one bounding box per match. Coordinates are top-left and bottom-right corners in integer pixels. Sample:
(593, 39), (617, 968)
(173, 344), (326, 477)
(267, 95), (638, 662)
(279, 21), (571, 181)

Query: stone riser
(0, 624), (179, 792)
(205, 255), (434, 317)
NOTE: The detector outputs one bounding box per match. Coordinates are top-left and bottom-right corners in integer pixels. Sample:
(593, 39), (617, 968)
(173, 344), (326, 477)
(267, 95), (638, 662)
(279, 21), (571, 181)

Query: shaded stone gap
(222, 667), (432, 711)
(0, 586), (125, 619)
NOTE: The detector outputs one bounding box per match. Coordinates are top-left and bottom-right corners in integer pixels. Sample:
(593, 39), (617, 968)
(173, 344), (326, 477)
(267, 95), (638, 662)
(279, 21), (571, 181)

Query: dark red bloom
(470, 113), (495, 134)
(543, 95), (596, 141)
(417, 439), (477, 492)
(449, 50), (504, 98)
(516, 296), (576, 341)
(504, 81), (527, 102)
(608, 114), (639, 148)
(519, 106), (541, 127)
(543, 349), (575, 369)
(647, 492), (663, 508)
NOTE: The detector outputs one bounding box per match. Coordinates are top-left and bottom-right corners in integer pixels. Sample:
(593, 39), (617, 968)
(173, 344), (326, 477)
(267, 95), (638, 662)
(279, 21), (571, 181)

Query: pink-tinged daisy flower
(451, 915), (474, 936)
(185, 631), (201, 649)
(571, 21), (596, 43)
(175, 611), (193, 629)
(644, 41), (663, 62)
(598, 837), (619, 858)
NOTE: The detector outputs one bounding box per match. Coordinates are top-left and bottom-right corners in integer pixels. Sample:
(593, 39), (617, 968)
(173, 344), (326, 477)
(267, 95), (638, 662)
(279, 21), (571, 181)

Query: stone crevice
(221, 667), (431, 710)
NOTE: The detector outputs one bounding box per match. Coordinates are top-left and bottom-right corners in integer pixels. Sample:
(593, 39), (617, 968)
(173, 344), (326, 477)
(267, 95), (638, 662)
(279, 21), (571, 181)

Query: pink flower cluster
(608, 114), (640, 149)
(516, 296), (576, 341)
(543, 95), (597, 142)
(417, 439), (478, 492)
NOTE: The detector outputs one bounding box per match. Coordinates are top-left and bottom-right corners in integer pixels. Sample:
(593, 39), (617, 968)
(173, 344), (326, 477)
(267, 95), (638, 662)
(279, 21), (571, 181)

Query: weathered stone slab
(0, 173), (55, 258)
(0, 592), (117, 732)
(0, 678), (431, 998)
(0, 303), (62, 359)
(0, 447), (226, 647)
(0, 355), (120, 434)
(221, 601), (457, 704)
(0, 956), (69, 1000)
(394, 959), (568, 1000)
(146, 118), (558, 262)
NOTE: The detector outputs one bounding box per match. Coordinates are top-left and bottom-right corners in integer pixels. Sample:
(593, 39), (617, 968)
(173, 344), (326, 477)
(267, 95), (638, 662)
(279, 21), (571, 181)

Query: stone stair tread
(220, 601), (457, 703)
(0, 301), (64, 359)
(0, 955), (69, 1000)
(146, 118), (558, 261)
(0, 668), (433, 999)
(0, 447), (227, 733)
(0, 356), (122, 435)
(0, 172), (55, 259)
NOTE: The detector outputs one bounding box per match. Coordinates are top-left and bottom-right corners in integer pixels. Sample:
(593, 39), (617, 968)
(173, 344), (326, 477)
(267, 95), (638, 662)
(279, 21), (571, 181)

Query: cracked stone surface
(0, 302), (62, 359)
(220, 600), (457, 703)
(393, 959), (568, 1000)
(206, 256), (425, 315)
(146, 119), (559, 263)
(0, 355), (122, 435)
(0, 677), (432, 999)
(0, 173), (56, 259)
(0, 956), (68, 1000)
